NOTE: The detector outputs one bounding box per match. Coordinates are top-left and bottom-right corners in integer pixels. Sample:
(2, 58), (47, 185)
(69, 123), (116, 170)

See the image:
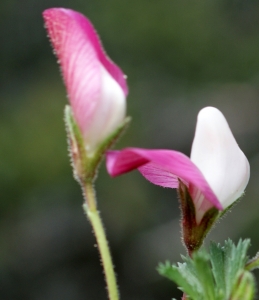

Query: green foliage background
(1, 0), (259, 299)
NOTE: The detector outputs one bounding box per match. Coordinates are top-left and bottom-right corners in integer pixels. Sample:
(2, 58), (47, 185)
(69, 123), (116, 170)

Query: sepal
(65, 105), (87, 183)
(65, 105), (131, 184)
(178, 181), (219, 255)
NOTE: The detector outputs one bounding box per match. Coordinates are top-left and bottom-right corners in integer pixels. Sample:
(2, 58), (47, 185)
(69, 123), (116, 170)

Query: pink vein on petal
(106, 148), (223, 210)
(70, 10), (128, 96)
(43, 8), (127, 96)
(43, 8), (128, 133)
(138, 163), (179, 188)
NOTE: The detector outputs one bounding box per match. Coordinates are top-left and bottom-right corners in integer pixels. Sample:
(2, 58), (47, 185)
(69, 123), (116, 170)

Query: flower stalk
(83, 182), (119, 300)
(64, 106), (130, 300)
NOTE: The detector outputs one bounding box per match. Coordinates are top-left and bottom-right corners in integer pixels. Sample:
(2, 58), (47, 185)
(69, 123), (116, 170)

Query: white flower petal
(190, 107), (250, 208)
(84, 65), (126, 154)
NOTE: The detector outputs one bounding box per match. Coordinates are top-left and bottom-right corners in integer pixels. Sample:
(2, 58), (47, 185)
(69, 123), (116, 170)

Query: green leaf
(209, 242), (226, 298)
(230, 271), (255, 300)
(192, 250), (216, 300)
(246, 252), (259, 271)
(224, 239), (250, 297)
(158, 239), (254, 300)
(158, 261), (202, 299)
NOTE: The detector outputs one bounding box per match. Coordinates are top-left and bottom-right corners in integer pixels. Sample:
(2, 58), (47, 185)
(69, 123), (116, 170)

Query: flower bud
(43, 8), (128, 155)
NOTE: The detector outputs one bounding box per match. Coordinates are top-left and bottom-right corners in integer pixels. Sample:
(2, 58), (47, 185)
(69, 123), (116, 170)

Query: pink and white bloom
(106, 107), (250, 222)
(43, 8), (128, 154)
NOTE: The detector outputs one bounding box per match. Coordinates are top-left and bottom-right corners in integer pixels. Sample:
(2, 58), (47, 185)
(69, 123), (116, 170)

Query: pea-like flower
(106, 107), (250, 223)
(43, 8), (128, 155)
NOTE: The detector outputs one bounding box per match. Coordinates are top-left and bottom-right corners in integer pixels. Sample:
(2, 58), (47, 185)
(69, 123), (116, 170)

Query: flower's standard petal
(43, 8), (127, 153)
(190, 107), (250, 208)
(106, 148), (222, 210)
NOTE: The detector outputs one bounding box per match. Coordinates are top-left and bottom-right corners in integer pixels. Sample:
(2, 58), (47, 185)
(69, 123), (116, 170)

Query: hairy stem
(83, 182), (119, 300)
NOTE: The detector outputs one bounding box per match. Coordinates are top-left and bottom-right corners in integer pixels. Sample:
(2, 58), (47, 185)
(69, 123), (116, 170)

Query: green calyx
(64, 105), (131, 184)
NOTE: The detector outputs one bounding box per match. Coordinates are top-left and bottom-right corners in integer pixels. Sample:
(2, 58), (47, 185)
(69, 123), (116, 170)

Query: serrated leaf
(192, 250), (216, 300)
(230, 271), (255, 300)
(246, 252), (259, 271)
(181, 255), (198, 279)
(224, 239), (250, 298)
(158, 239), (253, 300)
(209, 242), (226, 298)
(158, 261), (202, 299)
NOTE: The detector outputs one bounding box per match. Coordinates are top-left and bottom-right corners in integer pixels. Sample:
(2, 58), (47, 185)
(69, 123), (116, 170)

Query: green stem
(83, 182), (119, 300)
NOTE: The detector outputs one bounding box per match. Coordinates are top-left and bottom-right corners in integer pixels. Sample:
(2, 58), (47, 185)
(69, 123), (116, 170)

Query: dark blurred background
(1, 0), (259, 299)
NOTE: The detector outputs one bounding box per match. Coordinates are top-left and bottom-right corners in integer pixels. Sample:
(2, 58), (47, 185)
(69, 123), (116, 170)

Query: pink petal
(43, 8), (128, 136)
(106, 148), (223, 210)
(138, 163), (179, 188)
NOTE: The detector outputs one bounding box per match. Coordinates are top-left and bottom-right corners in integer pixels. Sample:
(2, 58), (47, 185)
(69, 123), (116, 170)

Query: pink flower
(43, 8), (128, 154)
(106, 107), (250, 222)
